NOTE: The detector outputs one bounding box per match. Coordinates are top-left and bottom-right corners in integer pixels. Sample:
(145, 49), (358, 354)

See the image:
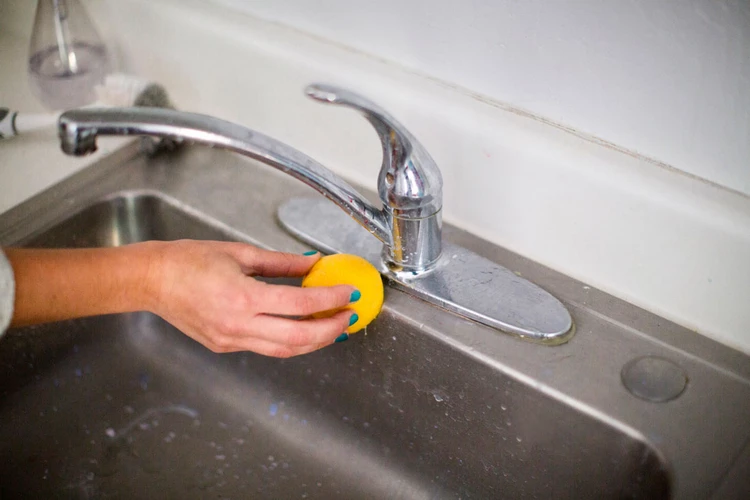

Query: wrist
(125, 240), (170, 314)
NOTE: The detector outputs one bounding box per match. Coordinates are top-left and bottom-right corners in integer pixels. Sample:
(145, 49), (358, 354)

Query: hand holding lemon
(302, 253), (384, 336)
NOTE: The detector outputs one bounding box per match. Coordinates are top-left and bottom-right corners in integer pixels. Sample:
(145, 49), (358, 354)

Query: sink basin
(1, 144), (748, 498)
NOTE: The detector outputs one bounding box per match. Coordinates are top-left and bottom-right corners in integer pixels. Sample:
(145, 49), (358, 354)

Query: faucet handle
(305, 84), (442, 217)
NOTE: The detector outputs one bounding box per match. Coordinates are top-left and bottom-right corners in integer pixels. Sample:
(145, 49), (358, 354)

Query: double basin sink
(1, 143), (748, 498)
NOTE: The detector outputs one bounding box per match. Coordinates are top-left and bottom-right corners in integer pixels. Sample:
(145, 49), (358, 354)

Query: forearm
(5, 242), (161, 327)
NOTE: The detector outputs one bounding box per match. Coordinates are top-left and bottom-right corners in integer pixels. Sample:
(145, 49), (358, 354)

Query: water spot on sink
(139, 373), (150, 390)
(105, 428), (116, 438)
(433, 390), (448, 402)
(109, 405), (199, 442)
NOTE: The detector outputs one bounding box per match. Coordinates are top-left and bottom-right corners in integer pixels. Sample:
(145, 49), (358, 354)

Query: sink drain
(621, 356), (687, 402)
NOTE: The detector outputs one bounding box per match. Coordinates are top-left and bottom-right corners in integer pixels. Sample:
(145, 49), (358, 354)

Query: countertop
(0, 29), (125, 215)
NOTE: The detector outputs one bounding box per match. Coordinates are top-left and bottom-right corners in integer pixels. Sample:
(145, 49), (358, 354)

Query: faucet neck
(59, 84), (445, 273)
(58, 107), (391, 244)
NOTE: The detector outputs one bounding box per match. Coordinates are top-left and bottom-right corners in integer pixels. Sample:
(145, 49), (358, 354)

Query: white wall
(216, 0), (750, 196)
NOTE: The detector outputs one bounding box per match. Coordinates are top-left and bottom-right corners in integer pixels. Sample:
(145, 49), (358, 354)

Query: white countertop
(2, 0), (749, 353)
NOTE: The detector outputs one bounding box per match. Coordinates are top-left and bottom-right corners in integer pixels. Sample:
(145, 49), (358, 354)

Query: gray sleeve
(0, 249), (14, 336)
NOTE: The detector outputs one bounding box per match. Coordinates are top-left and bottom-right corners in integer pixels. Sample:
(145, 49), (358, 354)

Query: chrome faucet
(60, 84), (442, 274)
(59, 83), (574, 344)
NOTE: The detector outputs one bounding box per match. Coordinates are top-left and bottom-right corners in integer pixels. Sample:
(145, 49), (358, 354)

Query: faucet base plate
(279, 197), (574, 345)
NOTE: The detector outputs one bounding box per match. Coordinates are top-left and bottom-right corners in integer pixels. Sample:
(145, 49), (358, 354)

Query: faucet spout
(58, 107), (391, 243)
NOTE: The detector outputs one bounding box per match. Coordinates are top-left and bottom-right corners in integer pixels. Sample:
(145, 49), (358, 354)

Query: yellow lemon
(302, 253), (384, 333)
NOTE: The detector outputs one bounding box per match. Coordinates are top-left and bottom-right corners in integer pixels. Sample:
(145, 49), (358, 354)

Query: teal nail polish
(350, 290), (361, 303)
(335, 333), (349, 343)
(303, 250), (318, 256)
(348, 313), (359, 326)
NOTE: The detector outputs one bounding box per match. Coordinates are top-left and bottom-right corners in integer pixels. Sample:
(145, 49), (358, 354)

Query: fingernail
(350, 290), (361, 303)
(348, 313), (359, 326)
(303, 250), (318, 256)
(334, 333), (349, 343)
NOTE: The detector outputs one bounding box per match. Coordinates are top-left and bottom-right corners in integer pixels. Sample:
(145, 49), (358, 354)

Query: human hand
(145, 240), (357, 357)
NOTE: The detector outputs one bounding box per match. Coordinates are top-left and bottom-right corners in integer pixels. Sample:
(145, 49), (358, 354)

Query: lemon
(302, 253), (384, 333)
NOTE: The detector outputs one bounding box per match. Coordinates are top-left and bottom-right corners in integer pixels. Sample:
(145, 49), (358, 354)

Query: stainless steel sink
(1, 143), (748, 498)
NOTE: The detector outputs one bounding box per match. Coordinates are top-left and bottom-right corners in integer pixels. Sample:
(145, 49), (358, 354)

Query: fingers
(258, 282), (355, 316)
(207, 338), (326, 358)
(202, 309), (354, 356)
(251, 309), (354, 346)
(223, 243), (321, 278)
